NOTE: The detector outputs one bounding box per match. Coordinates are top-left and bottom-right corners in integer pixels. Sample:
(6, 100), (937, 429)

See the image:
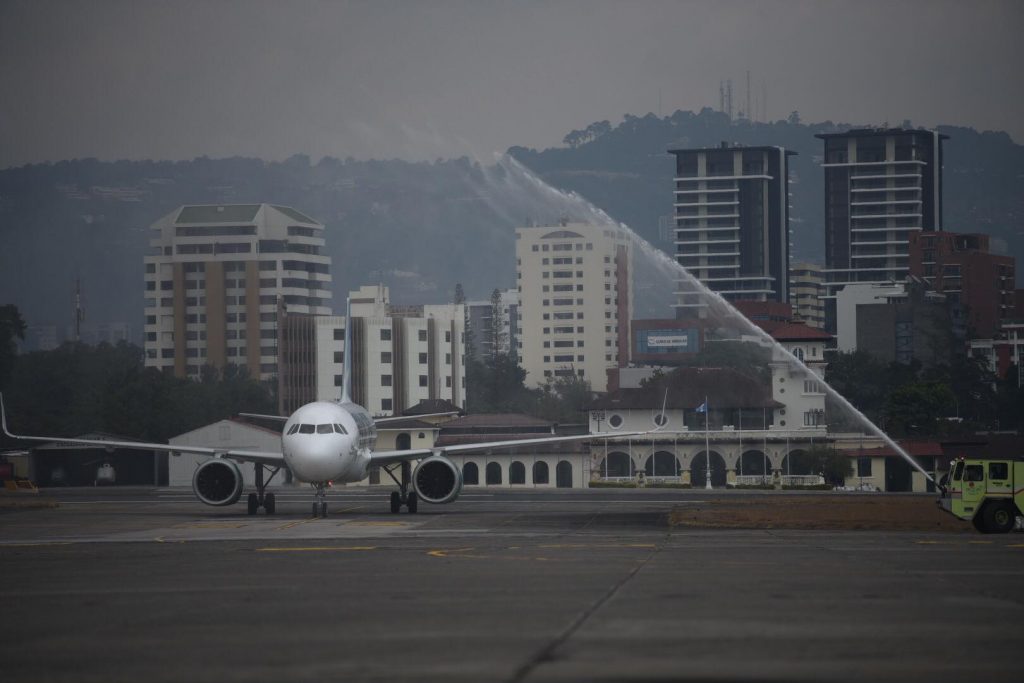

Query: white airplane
(1, 302), (651, 518)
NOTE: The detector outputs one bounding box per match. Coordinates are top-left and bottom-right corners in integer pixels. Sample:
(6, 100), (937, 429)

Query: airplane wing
(238, 411), (461, 425)
(368, 430), (651, 466)
(1, 395), (285, 466)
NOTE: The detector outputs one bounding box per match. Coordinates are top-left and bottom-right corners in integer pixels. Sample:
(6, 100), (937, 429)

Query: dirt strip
(669, 494), (971, 532)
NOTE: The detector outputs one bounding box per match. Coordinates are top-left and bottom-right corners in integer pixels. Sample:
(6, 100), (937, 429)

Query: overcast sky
(1, 0), (1021, 168)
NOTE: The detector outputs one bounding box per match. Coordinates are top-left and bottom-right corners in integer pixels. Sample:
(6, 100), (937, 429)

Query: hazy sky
(1, 0), (1021, 168)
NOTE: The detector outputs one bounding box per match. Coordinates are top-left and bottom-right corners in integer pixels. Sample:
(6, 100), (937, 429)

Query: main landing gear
(247, 463), (281, 515)
(383, 461), (418, 514)
(311, 482), (329, 518)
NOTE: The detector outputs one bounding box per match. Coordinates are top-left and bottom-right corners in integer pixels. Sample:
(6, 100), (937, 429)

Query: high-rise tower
(143, 204), (332, 380)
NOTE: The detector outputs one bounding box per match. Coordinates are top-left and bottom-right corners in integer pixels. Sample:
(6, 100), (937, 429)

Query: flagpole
(704, 394), (712, 490)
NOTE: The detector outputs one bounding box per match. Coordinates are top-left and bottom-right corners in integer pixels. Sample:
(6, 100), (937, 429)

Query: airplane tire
(319, 501), (329, 518)
(264, 492), (276, 515)
(312, 502), (319, 518)
(985, 502), (1016, 534)
(407, 492), (418, 514)
(390, 491), (401, 514)
(247, 493), (259, 515)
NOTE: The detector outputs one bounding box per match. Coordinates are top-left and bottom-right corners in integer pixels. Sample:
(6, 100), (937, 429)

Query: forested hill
(509, 109), (1024, 269)
(1, 109), (1021, 333)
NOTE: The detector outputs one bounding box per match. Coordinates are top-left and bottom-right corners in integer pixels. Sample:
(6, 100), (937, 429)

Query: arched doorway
(598, 451), (633, 478)
(533, 461), (549, 485)
(485, 462), (502, 485)
(396, 433), (411, 450)
(509, 461), (526, 485)
(462, 462), (479, 486)
(781, 449), (815, 475)
(691, 451), (727, 488)
(739, 450), (769, 476)
(556, 461), (573, 488)
(644, 451), (680, 477)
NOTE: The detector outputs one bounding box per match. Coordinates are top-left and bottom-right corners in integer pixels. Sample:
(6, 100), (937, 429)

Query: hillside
(1, 109), (1021, 336)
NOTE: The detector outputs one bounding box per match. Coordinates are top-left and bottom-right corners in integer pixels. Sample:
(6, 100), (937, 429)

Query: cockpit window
(334, 424), (348, 434)
(317, 424), (333, 434)
(298, 424), (315, 434)
(286, 424), (300, 435)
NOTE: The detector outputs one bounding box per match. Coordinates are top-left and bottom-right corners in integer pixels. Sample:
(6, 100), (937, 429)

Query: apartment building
(465, 288), (519, 361)
(278, 285), (465, 416)
(669, 143), (795, 306)
(817, 128), (946, 331)
(789, 261), (826, 329)
(143, 204), (331, 380)
(515, 222), (632, 392)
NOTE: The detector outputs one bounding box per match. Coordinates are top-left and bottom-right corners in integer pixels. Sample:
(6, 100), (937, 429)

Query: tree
(488, 288), (507, 363)
(532, 373), (593, 424)
(0, 304), (27, 391)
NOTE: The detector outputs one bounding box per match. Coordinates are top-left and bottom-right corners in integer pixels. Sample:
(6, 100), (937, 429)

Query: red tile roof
(769, 322), (833, 341)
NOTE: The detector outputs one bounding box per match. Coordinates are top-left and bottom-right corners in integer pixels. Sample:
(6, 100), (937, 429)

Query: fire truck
(938, 457), (1023, 533)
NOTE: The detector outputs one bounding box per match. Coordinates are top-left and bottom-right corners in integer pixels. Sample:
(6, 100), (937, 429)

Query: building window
(419, 352), (428, 364)
(486, 462), (502, 485)
(381, 374), (392, 387)
(381, 398), (393, 412)
(856, 457), (872, 478)
(380, 329), (391, 341)
(418, 330), (427, 342)
(419, 375), (428, 387)
(334, 351), (344, 364)
(334, 328), (344, 340)
(381, 352), (392, 364)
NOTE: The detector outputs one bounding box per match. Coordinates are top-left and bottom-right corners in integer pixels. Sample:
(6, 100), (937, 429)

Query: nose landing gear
(312, 482), (329, 518)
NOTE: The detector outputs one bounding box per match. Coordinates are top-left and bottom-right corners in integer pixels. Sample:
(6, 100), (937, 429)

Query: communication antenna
(726, 80), (733, 121)
(719, 81), (725, 113)
(73, 278), (85, 343)
(762, 81), (768, 122)
(745, 70), (751, 123)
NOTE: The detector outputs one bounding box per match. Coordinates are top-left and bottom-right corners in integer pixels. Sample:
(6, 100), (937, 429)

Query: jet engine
(412, 455), (463, 504)
(192, 458), (244, 507)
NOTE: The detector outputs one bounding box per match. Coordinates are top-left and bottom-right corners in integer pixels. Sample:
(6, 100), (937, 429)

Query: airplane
(1, 301), (654, 518)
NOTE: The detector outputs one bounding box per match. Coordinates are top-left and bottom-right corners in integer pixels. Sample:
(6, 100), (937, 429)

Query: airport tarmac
(1, 487), (1021, 682)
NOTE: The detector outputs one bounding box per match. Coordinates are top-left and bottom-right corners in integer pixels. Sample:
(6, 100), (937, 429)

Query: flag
(695, 401), (707, 414)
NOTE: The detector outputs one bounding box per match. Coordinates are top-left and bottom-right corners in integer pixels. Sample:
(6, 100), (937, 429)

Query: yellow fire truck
(938, 457), (1023, 533)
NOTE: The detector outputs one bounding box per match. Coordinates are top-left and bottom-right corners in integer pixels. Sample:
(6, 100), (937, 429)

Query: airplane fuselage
(281, 401), (377, 484)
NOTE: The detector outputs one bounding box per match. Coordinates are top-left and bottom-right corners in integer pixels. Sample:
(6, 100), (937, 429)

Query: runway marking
(345, 521), (409, 527)
(255, 546), (378, 553)
(427, 547), (474, 558)
(275, 519), (318, 530)
(914, 540), (956, 545)
(968, 540), (993, 545)
(173, 522), (248, 529)
(0, 541), (73, 548)
(537, 543), (656, 549)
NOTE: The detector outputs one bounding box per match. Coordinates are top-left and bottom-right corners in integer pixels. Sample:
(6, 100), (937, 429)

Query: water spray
(496, 154), (935, 484)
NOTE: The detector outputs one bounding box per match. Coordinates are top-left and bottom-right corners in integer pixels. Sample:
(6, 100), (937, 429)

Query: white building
(833, 281), (906, 352)
(278, 285), (465, 416)
(144, 204), (331, 380)
(515, 222), (633, 392)
(168, 418), (285, 487)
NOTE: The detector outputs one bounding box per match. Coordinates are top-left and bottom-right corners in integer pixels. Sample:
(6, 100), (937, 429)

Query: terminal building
(143, 204), (332, 380)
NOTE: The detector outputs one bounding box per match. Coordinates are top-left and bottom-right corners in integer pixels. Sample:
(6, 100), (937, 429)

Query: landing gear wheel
(312, 502), (319, 518)
(985, 502), (1016, 534)
(406, 491), (418, 514)
(247, 493), (259, 515)
(319, 501), (329, 518)
(264, 492), (276, 515)
(390, 491), (401, 514)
